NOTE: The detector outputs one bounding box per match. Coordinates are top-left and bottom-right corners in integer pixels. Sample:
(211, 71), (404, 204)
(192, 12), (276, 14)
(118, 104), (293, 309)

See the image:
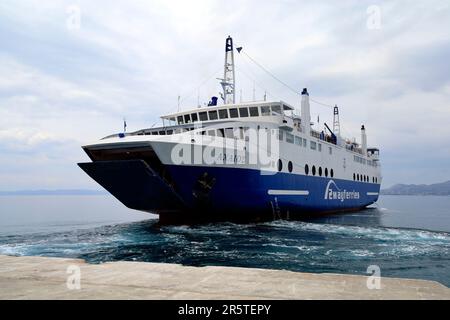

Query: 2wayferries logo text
(324, 180), (360, 202)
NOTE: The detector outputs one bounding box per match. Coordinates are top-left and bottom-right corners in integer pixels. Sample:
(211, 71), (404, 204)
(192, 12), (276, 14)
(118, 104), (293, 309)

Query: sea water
(0, 194), (449, 286)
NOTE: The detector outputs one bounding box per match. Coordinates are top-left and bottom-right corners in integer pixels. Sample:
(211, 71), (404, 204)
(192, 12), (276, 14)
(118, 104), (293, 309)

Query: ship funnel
(361, 125), (367, 155)
(301, 88), (311, 134)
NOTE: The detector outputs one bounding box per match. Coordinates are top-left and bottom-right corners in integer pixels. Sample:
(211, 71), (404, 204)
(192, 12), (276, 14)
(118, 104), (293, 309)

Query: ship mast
(220, 36), (235, 105)
(333, 105), (340, 136)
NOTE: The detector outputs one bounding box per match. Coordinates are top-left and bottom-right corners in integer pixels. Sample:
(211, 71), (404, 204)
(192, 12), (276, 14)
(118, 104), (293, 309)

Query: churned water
(0, 195), (449, 286)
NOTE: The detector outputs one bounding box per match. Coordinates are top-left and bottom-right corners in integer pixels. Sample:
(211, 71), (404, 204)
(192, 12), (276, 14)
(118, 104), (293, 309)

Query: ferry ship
(78, 36), (381, 223)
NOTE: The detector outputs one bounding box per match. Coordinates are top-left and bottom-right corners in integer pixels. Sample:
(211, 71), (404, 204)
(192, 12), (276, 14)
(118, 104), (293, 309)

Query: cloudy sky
(0, 0), (449, 190)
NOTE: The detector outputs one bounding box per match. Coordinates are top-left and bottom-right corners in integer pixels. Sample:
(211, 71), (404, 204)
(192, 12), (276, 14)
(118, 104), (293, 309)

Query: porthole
(277, 159), (283, 172)
(318, 167), (322, 176)
(330, 169), (334, 178)
(325, 168), (329, 177)
(312, 165), (316, 176)
(288, 161), (293, 173)
(305, 164), (309, 175)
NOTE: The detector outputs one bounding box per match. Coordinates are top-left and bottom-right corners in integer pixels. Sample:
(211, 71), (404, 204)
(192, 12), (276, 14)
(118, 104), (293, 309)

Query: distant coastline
(381, 180), (450, 196)
(0, 189), (108, 196)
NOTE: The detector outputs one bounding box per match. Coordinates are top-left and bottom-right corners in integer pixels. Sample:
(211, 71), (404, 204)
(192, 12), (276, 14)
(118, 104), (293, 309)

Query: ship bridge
(160, 100), (295, 127)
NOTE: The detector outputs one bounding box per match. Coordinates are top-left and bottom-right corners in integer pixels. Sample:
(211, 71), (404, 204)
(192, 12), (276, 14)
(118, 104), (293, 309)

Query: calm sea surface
(0, 195), (449, 286)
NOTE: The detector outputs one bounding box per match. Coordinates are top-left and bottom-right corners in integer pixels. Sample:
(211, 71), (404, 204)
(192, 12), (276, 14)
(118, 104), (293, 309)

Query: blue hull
(79, 160), (380, 222)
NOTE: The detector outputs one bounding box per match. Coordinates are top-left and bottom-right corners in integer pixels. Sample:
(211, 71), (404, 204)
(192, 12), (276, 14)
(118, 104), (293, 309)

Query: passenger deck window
(184, 114), (191, 123)
(249, 107), (259, 117)
(286, 133), (294, 144)
(199, 112), (208, 121)
(219, 109), (228, 119)
(207, 130), (215, 136)
(295, 136), (302, 146)
(239, 107), (249, 117)
(225, 128), (234, 139)
(177, 115), (184, 124)
(310, 141), (317, 150)
(278, 130), (284, 141)
(261, 106), (270, 116)
(229, 108), (239, 118)
(208, 110), (218, 120)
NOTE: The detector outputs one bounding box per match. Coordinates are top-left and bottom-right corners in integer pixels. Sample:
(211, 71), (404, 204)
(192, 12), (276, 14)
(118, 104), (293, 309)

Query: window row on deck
(276, 159), (335, 178)
(353, 173), (378, 184)
(173, 105), (286, 125)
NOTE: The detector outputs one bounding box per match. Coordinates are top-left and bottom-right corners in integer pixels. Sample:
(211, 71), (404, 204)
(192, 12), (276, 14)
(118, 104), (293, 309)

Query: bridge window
(177, 115), (184, 124)
(271, 105), (282, 115)
(288, 161), (293, 173)
(330, 169), (334, 178)
(184, 114), (191, 123)
(239, 107), (249, 117)
(191, 113), (198, 122)
(305, 164), (309, 175)
(312, 165), (316, 176)
(219, 109), (228, 119)
(261, 106), (270, 116)
(229, 108), (239, 118)
(199, 111), (208, 121)
(208, 110), (218, 120)
(278, 159), (283, 172)
(249, 107), (259, 117)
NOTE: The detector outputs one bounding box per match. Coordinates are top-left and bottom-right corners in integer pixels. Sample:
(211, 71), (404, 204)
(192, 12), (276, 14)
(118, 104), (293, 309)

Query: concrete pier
(0, 255), (449, 300)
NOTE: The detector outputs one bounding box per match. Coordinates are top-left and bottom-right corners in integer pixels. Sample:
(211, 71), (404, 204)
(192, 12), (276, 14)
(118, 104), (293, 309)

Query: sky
(0, 0), (449, 190)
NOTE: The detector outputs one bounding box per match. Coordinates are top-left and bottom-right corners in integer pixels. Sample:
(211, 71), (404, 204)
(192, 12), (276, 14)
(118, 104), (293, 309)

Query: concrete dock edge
(0, 255), (449, 300)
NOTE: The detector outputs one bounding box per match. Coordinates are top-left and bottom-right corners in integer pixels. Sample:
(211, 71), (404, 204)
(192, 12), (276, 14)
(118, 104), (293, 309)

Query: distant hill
(0, 189), (107, 196)
(381, 181), (450, 196)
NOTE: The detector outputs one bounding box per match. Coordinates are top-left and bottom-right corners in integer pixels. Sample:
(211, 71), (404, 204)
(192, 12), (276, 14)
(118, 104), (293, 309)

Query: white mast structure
(219, 36), (236, 105)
